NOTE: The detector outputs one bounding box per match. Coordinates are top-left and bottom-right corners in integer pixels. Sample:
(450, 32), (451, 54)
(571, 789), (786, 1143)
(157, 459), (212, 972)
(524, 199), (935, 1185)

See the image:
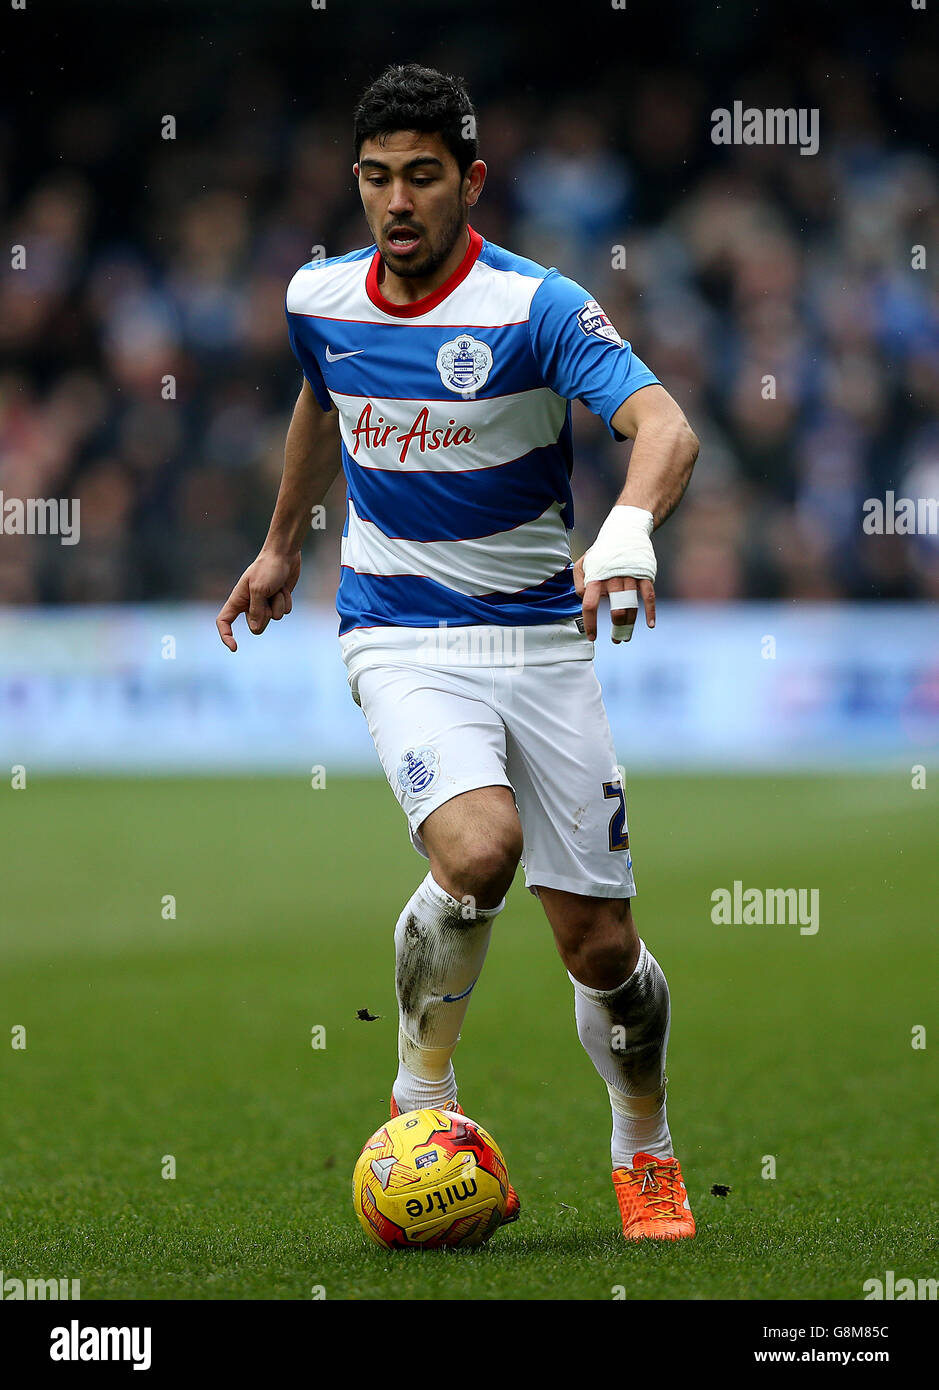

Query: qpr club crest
(396, 746), (440, 796)
(576, 298), (623, 347)
(436, 334), (493, 395)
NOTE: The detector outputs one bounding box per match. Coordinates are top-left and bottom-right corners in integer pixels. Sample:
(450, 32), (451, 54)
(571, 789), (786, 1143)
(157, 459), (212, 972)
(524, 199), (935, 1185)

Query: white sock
(392, 872), (505, 1114)
(569, 939), (674, 1168)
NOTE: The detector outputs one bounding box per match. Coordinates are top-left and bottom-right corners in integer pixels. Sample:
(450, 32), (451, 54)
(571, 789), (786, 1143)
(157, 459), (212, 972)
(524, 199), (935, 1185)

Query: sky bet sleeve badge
(576, 299), (624, 347)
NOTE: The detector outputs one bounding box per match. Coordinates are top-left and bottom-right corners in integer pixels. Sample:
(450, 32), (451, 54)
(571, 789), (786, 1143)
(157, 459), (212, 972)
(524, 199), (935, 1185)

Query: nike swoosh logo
(325, 346), (365, 362)
(442, 978), (478, 1003)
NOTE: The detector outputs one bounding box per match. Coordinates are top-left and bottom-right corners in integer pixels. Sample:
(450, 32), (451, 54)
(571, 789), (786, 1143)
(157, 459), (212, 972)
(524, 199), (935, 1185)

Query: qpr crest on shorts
(396, 746), (440, 796)
(436, 334), (493, 395)
(576, 298), (623, 347)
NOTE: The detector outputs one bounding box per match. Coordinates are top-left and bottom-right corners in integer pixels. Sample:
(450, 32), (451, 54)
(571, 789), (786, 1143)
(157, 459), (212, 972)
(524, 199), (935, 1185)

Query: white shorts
(350, 634), (636, 901)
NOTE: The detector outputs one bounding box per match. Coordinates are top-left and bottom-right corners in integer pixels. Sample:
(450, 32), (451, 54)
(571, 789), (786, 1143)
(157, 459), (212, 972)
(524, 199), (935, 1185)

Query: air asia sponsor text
(350, 404), (475, 464)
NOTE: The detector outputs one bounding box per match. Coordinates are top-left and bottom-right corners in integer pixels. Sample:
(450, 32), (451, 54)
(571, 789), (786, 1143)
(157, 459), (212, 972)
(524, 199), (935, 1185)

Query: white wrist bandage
(583, 505), (656, 585)
(582, 505), (656, 642)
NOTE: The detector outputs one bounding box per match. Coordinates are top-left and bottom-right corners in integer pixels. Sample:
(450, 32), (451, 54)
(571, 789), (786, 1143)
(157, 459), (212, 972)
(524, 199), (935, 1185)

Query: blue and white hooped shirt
(285, 225), (659, 666)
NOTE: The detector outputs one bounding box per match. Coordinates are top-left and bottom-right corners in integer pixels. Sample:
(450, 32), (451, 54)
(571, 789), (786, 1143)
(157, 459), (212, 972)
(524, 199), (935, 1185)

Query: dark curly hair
(353, 64), (478, 178)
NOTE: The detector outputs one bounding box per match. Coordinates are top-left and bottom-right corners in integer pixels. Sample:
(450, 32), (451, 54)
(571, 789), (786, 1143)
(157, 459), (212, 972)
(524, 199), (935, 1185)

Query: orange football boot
(390, 1093), (521, 1225)
(612, 1152), (696, 1240)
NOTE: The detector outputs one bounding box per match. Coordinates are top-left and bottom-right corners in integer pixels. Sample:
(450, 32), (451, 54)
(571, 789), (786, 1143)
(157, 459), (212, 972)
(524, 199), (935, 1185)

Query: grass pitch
(1, 774), (936, 1300)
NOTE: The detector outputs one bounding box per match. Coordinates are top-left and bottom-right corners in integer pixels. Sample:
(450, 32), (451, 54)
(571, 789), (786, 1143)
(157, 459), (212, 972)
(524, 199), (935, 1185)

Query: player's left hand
(574, 503), (657, 644)
(574, 557), (655, 644)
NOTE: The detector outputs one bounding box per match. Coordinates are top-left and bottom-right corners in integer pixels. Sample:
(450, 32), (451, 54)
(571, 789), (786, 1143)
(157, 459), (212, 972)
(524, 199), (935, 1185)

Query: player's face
(355, 131), (481, 280)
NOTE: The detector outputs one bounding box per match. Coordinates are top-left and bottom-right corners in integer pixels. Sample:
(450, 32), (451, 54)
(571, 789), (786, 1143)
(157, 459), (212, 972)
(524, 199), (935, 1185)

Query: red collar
(365, 225), (482, 318)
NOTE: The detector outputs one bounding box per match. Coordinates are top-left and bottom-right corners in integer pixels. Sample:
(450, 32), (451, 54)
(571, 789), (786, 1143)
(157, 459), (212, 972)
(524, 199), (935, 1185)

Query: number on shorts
(602, 781), (630, 852)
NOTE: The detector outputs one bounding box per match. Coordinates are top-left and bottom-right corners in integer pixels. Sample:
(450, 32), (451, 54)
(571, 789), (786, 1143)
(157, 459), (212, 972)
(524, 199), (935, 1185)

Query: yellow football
(352, 1107), (511, 1249)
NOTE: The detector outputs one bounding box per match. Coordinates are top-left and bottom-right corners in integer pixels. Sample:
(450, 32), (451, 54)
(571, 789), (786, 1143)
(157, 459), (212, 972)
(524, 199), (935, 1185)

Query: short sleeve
(285, 300), (333, 413)
(528, 270), (659, 440)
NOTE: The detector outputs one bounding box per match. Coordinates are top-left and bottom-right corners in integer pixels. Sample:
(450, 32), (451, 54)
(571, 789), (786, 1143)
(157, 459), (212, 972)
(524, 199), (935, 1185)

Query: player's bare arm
(575, 383), (699, 643)
(216, 379), (340, 651)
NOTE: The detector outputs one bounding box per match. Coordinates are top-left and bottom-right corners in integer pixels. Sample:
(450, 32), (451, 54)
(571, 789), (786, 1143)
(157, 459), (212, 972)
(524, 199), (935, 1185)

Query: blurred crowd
(2, 37), (938, 608)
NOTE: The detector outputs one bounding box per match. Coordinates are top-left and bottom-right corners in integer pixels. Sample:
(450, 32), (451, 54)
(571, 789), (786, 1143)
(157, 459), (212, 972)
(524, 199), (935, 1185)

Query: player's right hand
(216, 550), (301, 651)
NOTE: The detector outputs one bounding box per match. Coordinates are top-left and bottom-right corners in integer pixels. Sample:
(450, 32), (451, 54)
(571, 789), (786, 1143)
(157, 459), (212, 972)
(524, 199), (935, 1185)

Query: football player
(218, 63), (699, 1240)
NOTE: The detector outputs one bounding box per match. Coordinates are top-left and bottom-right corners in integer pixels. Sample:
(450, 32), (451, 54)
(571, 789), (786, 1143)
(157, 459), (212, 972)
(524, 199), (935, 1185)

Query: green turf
(1, 774), (936, 1300)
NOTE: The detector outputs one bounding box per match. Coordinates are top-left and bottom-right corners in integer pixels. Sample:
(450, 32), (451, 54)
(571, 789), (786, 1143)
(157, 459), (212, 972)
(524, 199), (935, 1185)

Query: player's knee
(450, 829), (522, 906)
(562, 901), (639, 989)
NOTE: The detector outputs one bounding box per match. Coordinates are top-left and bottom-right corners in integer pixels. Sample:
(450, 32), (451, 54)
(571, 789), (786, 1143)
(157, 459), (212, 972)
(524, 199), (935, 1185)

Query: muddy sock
(569, 939), (673, 1168)
(392, 872), (504, 1114)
